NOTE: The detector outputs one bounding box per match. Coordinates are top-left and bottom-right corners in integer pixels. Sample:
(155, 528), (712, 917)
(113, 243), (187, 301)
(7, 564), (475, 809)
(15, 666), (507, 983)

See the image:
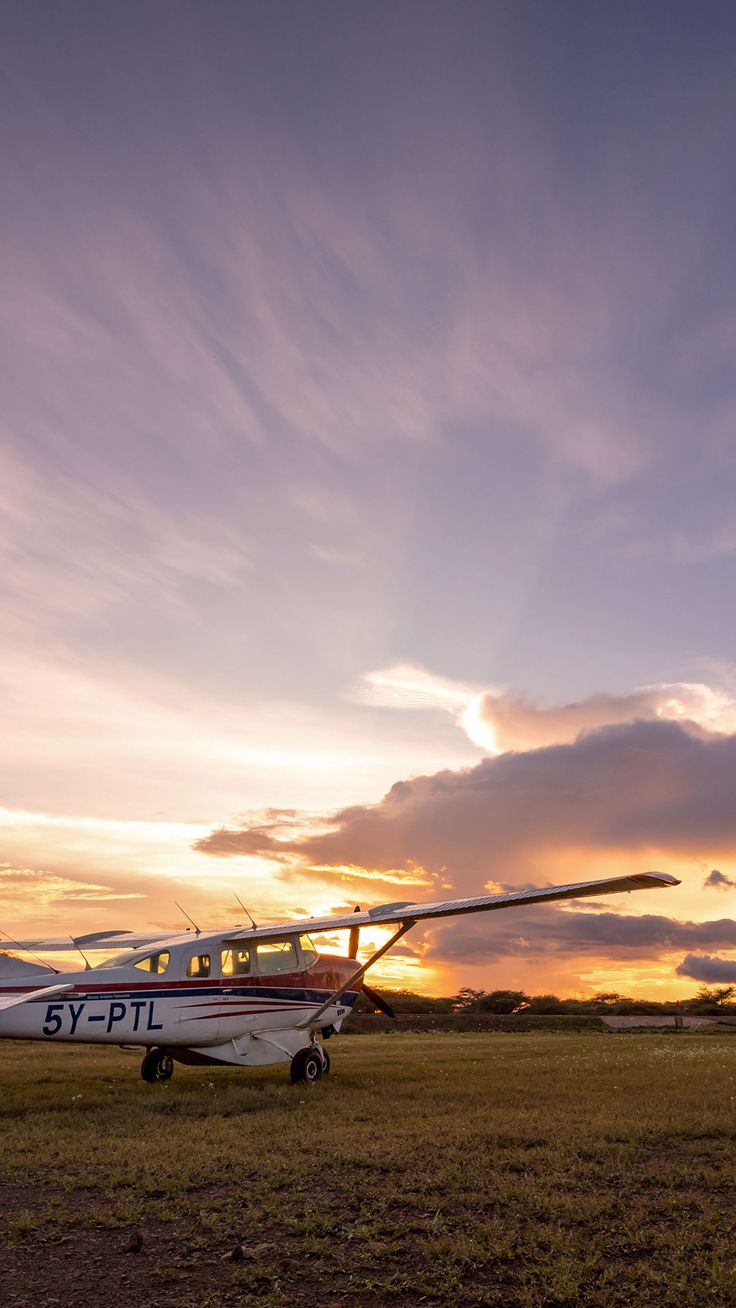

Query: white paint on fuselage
(0, 930), (359, 1062)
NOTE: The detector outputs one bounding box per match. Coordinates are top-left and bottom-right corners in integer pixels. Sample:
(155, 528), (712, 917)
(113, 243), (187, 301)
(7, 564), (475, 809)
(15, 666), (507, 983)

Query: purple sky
(2, 2), (736, 994)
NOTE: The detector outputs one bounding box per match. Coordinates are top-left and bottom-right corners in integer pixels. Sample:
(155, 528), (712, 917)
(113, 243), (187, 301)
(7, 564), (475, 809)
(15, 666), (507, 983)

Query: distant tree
(452, 987), (486, 1011)
(452, 987), (528, 1014)
(485, 989), (529, 1014)
(553, 998), (590, 1015)
(686, 985), (736, 1013)
(355, 984), (730, 1019)
(355, 989), (452, 1014)
(606, 998), (654, 1015)
(525, 994), (566, 1014)
(591, 992), (624, 1007)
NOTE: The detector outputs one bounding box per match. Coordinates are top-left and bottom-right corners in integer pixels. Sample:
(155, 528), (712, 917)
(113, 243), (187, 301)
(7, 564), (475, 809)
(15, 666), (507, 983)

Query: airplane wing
(280, 870), (678, 1029)
(0, 982), (75, 1013)
(14, 872), (679, 956)
(226, 870), (680, 941)
(13, 930), (178, 954)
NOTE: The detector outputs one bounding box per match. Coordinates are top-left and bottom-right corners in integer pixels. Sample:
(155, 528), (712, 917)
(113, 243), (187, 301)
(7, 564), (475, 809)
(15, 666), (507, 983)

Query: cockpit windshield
(95, 948), (170, 973)
(95, 950), (141, 969)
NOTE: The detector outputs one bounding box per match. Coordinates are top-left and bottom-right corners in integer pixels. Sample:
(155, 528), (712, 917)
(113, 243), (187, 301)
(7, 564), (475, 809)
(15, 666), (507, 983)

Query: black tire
(320, 1048), (331, 1075)
(290, 1047), (324, 1085)
(141, 1048), (174, 1083)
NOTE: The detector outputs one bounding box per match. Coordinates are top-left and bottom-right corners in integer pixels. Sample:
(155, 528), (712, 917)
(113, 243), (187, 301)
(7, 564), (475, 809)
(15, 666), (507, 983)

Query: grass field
(2, 1032), (736, 1307)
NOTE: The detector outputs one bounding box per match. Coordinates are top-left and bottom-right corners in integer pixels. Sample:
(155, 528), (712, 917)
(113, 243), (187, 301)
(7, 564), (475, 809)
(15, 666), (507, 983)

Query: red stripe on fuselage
(179, 1007), (311, 1022)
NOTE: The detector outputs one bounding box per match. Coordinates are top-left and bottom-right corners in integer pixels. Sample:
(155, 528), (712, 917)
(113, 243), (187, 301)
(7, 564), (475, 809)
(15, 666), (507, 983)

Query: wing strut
(296, 921), (414, 1029)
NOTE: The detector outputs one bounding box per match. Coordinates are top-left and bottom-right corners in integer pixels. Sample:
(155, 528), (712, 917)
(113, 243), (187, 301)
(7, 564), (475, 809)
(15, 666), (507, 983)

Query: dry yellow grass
(2, 1032), (736, 1306)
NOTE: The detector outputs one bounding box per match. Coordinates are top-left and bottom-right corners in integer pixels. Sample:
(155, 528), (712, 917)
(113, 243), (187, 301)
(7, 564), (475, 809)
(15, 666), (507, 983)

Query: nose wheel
(141, 1048), (174, 1083)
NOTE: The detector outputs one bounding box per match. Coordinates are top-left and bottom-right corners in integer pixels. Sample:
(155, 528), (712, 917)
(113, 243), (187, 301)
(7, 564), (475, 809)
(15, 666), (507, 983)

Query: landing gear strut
(290, 1045), (329, 1085)
(141, 1048), (174, 1083)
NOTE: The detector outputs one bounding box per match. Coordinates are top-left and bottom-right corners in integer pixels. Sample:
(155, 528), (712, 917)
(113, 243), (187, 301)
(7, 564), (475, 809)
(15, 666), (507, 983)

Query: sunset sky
(2, 2), (736, 997)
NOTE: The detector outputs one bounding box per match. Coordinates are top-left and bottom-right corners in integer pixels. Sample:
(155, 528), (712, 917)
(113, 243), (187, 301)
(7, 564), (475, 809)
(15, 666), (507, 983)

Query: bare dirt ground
(2, 1033), (736, 1307)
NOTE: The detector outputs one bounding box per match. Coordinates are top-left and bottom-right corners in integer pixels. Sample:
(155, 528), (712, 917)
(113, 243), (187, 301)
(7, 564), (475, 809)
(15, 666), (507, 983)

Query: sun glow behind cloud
(359, 663), (736, 755)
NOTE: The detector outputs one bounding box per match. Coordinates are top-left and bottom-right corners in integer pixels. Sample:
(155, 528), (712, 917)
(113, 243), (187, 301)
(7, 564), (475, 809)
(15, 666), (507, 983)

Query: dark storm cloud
(427, 909), (736, 965)
(196, 721), (736, 889)
(675, 953), (736, 983)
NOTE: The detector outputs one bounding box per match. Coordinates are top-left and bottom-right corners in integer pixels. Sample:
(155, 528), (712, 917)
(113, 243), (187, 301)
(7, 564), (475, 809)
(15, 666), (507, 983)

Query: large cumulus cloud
(197, 720), (736, 890)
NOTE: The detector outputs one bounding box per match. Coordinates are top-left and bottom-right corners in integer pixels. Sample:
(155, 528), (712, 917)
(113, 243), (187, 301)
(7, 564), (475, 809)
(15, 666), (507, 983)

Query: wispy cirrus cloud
(356, 663), (482, 715)
(3, 6), (735, 753)
(0, 864), (145, 911)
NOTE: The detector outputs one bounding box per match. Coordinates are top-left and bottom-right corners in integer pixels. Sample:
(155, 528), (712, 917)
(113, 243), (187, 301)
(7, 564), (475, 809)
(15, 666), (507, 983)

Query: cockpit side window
(255, 939), (298, 975)
(221, 946), (252, 977)
(299, 934), (318, 967)
(134, 950), (170, 975)
(186, 953), (211, 978)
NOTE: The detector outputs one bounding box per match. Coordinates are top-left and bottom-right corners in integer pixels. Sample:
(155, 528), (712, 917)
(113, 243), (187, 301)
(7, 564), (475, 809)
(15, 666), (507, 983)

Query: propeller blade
(348, 904), (361, 959)
(362, 983), (396, 1020)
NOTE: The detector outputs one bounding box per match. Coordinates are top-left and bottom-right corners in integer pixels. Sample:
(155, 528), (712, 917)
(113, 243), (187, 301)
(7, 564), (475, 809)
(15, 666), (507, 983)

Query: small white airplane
(0, 871), (678, 1085)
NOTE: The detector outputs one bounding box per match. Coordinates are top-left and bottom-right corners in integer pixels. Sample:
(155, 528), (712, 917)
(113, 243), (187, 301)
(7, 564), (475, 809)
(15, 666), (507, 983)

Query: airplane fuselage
(0, 946), (360, 1068)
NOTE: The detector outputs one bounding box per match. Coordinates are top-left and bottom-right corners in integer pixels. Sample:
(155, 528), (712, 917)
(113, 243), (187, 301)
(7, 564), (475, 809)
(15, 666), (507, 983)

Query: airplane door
(215, 944), (255, 1042)
(176, 948), (219, 1043)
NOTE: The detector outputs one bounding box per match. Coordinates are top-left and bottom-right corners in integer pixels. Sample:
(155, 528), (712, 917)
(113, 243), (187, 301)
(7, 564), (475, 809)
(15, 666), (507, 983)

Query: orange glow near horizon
(1, 801), (730, 1000)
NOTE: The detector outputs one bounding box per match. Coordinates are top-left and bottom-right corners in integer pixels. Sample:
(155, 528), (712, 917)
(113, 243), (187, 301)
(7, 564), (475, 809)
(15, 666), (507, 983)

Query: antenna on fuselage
(174, 901), (201, 935)
(70, 936), (92, 970)
(0, 928), (60, 974)
(234, 893), (257, 930)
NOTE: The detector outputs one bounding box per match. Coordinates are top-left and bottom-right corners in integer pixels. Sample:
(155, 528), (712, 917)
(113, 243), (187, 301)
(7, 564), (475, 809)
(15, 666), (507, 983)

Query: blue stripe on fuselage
(18, 986), (361, 1006)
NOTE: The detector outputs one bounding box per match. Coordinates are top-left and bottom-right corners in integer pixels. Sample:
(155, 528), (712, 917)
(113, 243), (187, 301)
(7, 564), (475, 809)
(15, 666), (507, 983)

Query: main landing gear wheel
(141, 1048), (174, 1083)
(290, 1046), (326, 1085)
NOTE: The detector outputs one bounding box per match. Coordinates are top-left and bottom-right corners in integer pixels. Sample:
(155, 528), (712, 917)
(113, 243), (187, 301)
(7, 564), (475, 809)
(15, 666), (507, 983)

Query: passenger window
(221, 946), (252, 977)
(255, 940), (298, 974)
(134, 950), (170, 975)
(186, 954), (211, 978)
(299, 934), (318, 966)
